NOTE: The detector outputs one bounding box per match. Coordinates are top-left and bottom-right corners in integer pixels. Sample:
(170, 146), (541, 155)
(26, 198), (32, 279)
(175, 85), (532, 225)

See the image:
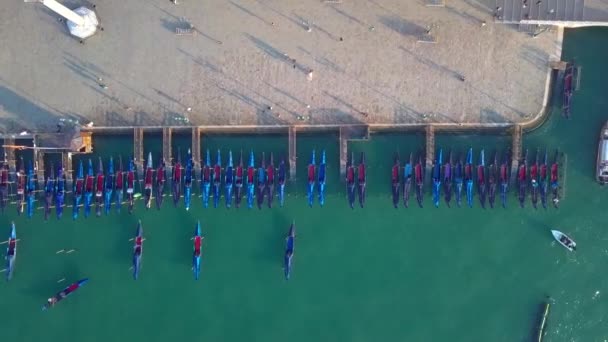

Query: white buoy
(40, 0), (99, 40)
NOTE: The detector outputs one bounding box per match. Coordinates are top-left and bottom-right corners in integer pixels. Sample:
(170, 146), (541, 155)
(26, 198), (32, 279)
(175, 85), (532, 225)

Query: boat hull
(551, 230), (576, 252)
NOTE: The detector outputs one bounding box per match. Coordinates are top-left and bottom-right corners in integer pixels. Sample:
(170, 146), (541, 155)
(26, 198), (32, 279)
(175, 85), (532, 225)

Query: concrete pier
(288, 126), (296, 181)
(134, 128), (144, 179)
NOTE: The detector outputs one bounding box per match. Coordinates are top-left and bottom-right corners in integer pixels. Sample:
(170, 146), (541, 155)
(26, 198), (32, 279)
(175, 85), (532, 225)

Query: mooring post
(288, 126), (296, 181)
(162, 127), (173, 175)
(134, 128), (144, 180)
(425, 125), (435, 184)
(511, 125), (522, 184)
(339, 127), (348, 178)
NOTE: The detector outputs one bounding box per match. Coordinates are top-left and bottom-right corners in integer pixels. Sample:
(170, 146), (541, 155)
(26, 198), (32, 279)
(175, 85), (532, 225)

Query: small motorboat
(144, 153), (154, 209)
(278, 156), (286, 207)
(235, 151), (244, 208)
(115, 157), (124, 213)
(213, 150), (222, 208)
(500, 150), (510, 208)
(284, 221), (295, 280)
(415, 154), (424, 208)
(443, 151), (452, 207)
(307, 150), (315, 207)
(454, 154), (463, 208)
(551, 230), (576, 252)
(84, 159), (94, 218)
(26, 161), (35, 218)
(596, 120), (608, 184)
(391, 153), (400, 209)
(266, 153), (275, 208)
(73, 160), (84, 220)
(358, 152), (366, 208)
(184, 149), (193, 211)
(518, 149), (528, 208)
(127, 158), (135, 213)
(133, 221), (143, 280)
(225, 150), (234, 209)
(539, 149), (549, 209)
(55, 166), (66, 219)
(104, 157), (114, 215)
(551, 150), (559, 207)
(403, 153), (412, 208)
(477, 149), (486, 209)
(172, 151), (182, 207)
(0, 162), (8, 213)
(464, 148), (474, 208)
(530, 149), (540, 209)
(15, 158), (25, 216)
(318, 150), (326, 207)
(257, 152), (267, 209)
(246, 151), (255, 209)
(488, 152), (498, 209)
(432, 149), (442, 208)
(95, 158), (104, 217)
(42, 278), (89, 310)
(155, 155), (166, 210)
(193, 221), (202, 280)
(346, 152), (356, 209)
(5, 222), (16, 281)
(201, 149), (211, 208)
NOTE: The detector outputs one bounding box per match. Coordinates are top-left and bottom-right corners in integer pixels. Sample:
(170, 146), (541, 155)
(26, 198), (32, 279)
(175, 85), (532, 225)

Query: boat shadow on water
(169, 213), (197, 268)
(23, 260), (82, 299)
(251, 214), (291, 267)
(107, 215), (140, 266)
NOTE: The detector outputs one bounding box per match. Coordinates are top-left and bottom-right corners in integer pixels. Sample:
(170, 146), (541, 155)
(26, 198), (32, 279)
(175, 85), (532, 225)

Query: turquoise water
(1, 28), (608, 341)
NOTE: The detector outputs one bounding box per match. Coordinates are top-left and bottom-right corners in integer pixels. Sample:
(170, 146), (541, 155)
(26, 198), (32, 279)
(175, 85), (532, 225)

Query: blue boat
(318, 150), (326, 207)
(143, 153), (154, 210)
(443, 151), (453, 207)
(193, 221), (202, 280)
(465, 148), (474, 208)
(278, 156), (286, 207)
(284, 221), (295, 280)
(477, 149), (486, 208)
(115, 157), (124, 213)
(127, 158), (136, 214)
(432, 149), (443, 208)
(539, 149), (549, 209)
(5, 222), (16, 281)
(235, 151), (243, 208)
(358, 152), (366, 208)
(391, 153), (400, 208)
(213, 150), (222, 208)
(55, 166), (66, 219)
(133, 221), (143, 280)
(84, 159), (94, 218)
(307, 150), (316, 207)
(257, 152), (266, 209)
(26, 161), (35, 218)
(500, 150), (510, 208)
(225, 151), (234, 208)
(73, 161), (84, 220)
(403, 153), (412, 208)
(246, 151), (255, 209)
(104, 157), (114, 215)
(201, 149), (211, 208)
(184, 149), (193, 211)
(346, 152), (356, 209)
(95, 158), (104, 217)
(454, 155), (464, 208)
(488, 152), (498, 209)
(42, 278), (88, 311)
(44, 165), (55, 220)
(267, 153), (275, 208)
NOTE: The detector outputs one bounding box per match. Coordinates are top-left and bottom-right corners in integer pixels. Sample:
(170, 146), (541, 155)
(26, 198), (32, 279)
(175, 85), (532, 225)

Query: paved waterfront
(0, 0), (566, 131)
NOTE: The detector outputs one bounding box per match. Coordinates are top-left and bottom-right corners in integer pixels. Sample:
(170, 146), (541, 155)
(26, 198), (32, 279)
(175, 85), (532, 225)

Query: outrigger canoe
(184, 149), (193, 211)
(246, 151), (255, 209)
(235, 151), (244, 208)
(155, 155), (166, 210)
(172, 151), (182, 207)
(127, 158), (135, 213)
(56, 166), (66, 219)
(104, 157), (114, 215)
(477, 149), (486, 209)
(95, 158), (104, 217)
(45, 165), (55, 220)
(539, 149), (549, 209)
(42, 278), (88, 311)
(358, 152), (366, 208)
(443, 151), (453, 207)
(16, 158), (25, 216)
(530, 149), (540, 209)
(193, 221), (202, 280)
(500, 150), (510, 208)
(551, 150), (559, 207)
(403, 153), (412, 208)
(284, 221), (295, 280)
(454, 154), (464, 208)
(266, 153), (275, 208)
(307, 150), (315, 207)
(278, 156), (286, 207)
(144, 153), (154, 209)
(488, 152), (498, 209)
(213, 150), (222, 209)
(391, 153), (400, 209)
(518, 149), (528, 208)
(318, 150), (326, 207)
(73, 160), (84, 220)
(465, 148), (474, 208)
(6, 222), (16, 281)
(432, 149), (442, 208)
(201, 149), (211, 208)
(115, 157), (124, 213)
(257, 152), (266, 209)
(0, 162), (8, 213)
(415, 154), (424, 208)
(84, 159), (94, 218)
(26, 161), (35, 218)
(562, 63), (574, 119)
(133, 221), (143, 280)
(551, 229), (576, 252)
(225, 150), (234, 208)
(346, 152), (356, 209)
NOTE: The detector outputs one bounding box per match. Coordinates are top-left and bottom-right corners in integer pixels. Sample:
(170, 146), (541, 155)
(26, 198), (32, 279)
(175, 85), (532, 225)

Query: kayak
(346, 152), (356, 209)
(144, 152), (154, 209)
(500, 150), (510, 208)
(443, 151), (452, 207)
(45, 165), (55, 220)
(488, 152), (498, 209)
(55, 166), (66, 219)
(284, 221), (295, 280)
(225, 150), (234, 208)
(127, 158), (135, 214)
(257, 152), (266, 209)
(477, 149), (486, 209)
(307, 150), (315, 207)
(358, 152), (366, 208)
(454, 154), (463, 208)
(278, 156), (286, 207)
(5, 222), (16, 281)
(133, 221), (143, 280)
(530, 149), (540, 209)
(432, 149), (442, 208)
(391, 153), (400, 209)
(95, 158), (104, 217)
(115, 157), (124, 213)
(551, 230), (576, 252)
(201, 149), (211, 208)
(246, 151), (255, 209)
(465, 148), (474, 208)
(415, 154), (424, 208)
(26, 161), (35, 218)
(318, 150), (326, 207)
(266, 152), (275, 208)
(234, 151), (243, 208)
(539, 149), (548, 209)
(213, 150), (221, 209)
(403, 153), (412, 208)
(172, 151), (182, 208)
(42, 278), (88, 310)
(104, 157), (114, 215)
(551, 150), (559, 208)
(16, 158), (25, 216)
(518, 149), (528, 208)
(184, 149), (193, 211)
(73, 160), (84, 220)
(0, 162), (8, 213)
(155, 155), (166, 210)
(193, 221), (202, 280)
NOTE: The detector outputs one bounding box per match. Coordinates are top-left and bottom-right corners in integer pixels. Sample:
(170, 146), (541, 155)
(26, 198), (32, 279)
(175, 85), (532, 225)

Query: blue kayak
(284, 221), (296, 280)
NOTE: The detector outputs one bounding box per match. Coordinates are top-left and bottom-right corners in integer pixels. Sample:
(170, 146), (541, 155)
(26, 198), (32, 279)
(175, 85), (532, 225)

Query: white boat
(551, 230), (576, 252)
(596, 121), (608, 184)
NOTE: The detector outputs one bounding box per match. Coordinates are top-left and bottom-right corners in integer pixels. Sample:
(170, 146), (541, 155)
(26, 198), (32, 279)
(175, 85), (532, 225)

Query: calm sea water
(1, 28), (607, 342)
